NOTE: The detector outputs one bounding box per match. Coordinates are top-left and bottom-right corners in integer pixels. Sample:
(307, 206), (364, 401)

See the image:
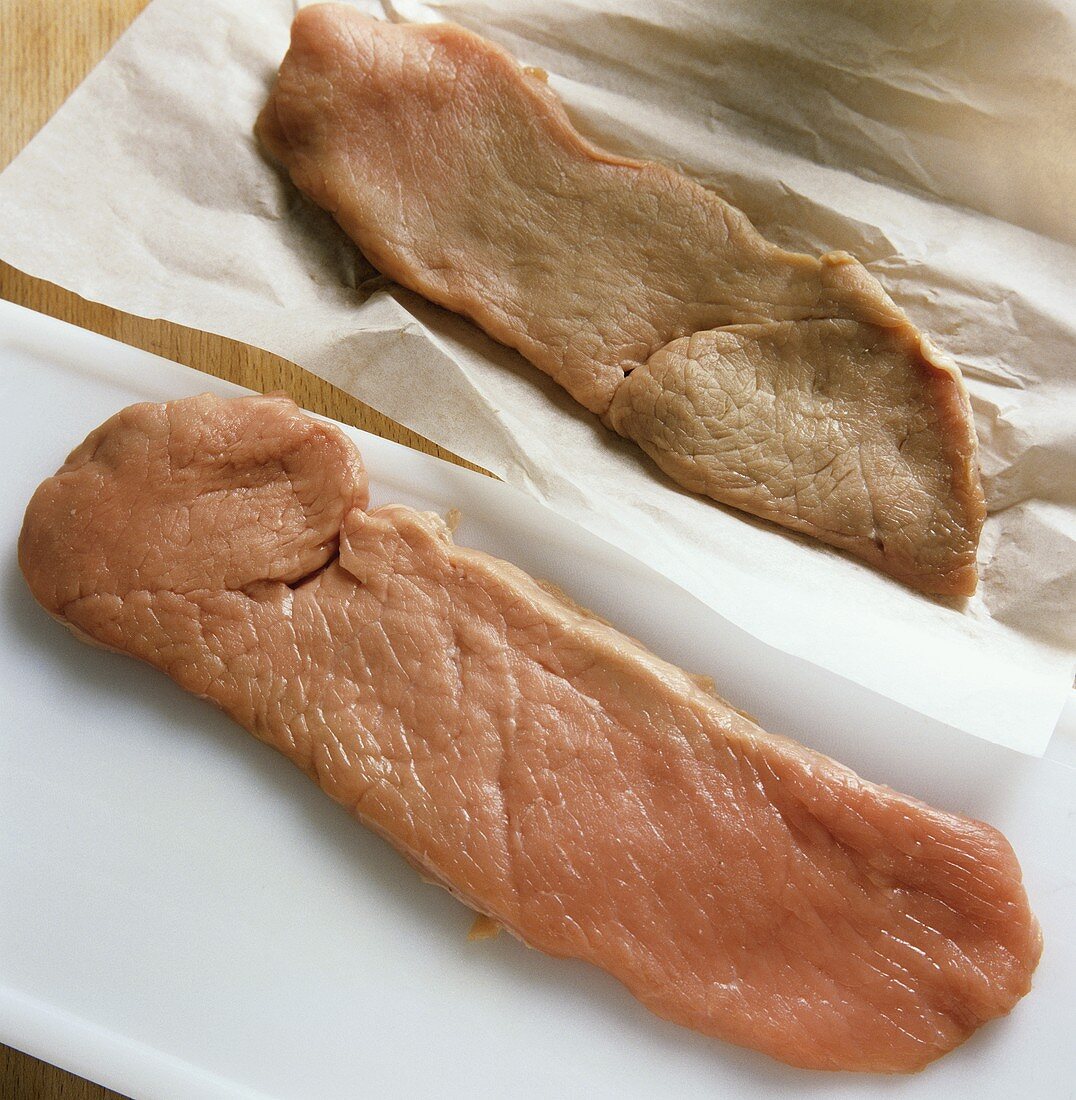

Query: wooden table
(0, 2), (478, 1095)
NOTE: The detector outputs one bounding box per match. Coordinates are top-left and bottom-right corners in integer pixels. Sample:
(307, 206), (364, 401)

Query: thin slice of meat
(19, 393), (1039, 1073)
(255, 4), (987, 597)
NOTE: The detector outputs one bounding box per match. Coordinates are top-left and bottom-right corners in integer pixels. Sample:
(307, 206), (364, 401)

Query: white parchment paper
(0, 0), (1073, 752)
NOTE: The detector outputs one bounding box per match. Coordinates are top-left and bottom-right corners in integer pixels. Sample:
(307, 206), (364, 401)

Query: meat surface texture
(20, 394), (1039, 1073)
(255, 4), (987, 596)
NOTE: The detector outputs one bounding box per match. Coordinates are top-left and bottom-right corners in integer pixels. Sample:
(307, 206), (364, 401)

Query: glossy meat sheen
(255, 4), (986, 596)
(20, 394), (1039, 1073)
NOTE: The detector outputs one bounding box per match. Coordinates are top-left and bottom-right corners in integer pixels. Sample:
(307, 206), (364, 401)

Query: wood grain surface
(0, 0), (483, 1096)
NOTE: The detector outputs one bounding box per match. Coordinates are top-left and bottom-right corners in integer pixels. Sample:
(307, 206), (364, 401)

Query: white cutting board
(1, 299), (1074, 1100)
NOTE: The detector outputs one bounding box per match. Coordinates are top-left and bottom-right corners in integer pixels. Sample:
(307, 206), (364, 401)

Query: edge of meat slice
(254, 4), (987, 597)
(19, 394), (1039, 1073)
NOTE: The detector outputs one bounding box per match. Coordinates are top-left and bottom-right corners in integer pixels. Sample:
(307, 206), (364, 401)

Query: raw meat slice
(255, 4), (987, 596)
(20, 393), (1039, 1073)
